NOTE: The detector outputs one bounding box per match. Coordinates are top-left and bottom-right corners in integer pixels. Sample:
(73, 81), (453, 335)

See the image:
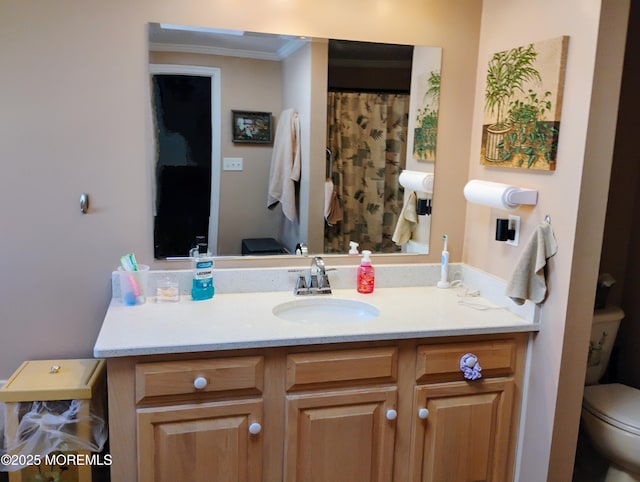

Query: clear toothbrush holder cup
(117, 264), (149, 306)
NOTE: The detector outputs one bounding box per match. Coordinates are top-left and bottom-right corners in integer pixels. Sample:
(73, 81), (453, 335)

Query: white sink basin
(273, 298), (380, 323)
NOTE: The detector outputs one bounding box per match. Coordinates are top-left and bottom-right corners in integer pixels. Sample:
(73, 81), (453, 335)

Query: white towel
(267, 109), (301, 222)
(505, 222), (558, 305)
(324, 179), (334, 220)
(392, 191), (418, 245)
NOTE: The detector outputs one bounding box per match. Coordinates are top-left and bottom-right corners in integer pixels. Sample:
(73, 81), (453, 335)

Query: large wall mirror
(148, 23), (441, 259)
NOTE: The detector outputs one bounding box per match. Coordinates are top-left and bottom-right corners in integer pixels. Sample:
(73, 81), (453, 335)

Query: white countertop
(93, 286), (538, 358)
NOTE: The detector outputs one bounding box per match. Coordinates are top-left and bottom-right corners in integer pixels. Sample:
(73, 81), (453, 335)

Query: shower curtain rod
(325, 148), (333, 179)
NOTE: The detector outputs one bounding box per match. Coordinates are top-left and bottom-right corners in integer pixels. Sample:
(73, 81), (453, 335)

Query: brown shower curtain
(324, 91), (409, 253)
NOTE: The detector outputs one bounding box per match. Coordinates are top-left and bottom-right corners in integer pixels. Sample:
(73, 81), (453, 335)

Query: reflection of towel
(506, 222), (558, 305)
(324, 179), (343, 225)
(324, 180), (334, 219)
(267, 109), (301, 222)
(392, 191), (418, 245)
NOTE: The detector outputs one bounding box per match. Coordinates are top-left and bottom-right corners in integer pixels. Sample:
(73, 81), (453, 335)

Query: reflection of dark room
(152, 74), (212, 258)
(154, 165), (211, 258)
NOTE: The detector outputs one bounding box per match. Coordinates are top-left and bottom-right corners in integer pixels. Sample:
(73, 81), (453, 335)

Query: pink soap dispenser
(357, 250), (375, 294)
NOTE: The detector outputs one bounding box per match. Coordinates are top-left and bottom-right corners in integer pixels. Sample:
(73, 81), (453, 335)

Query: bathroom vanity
(94, 284), (536, 481)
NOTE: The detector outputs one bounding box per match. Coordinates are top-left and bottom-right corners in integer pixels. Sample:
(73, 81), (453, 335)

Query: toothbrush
(120, 253), (139, 271)
(120, 253), (141, 302)
(437, 235), (450, 289)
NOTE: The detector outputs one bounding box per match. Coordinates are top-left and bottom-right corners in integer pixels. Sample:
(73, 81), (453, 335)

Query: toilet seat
(583, 383), (640, 436)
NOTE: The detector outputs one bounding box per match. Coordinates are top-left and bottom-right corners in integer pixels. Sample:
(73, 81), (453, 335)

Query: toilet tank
(585, 306), (625, 385)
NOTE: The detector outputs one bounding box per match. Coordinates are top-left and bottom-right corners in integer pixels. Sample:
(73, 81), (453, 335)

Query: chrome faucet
(293, 256), (332, 295)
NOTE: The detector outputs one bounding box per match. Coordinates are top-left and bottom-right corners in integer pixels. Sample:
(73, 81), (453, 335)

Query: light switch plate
(223, 157), (243, 171)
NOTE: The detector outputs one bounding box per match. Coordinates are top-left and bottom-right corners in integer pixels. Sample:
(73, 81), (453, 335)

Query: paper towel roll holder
(463, 180), (538, 209)
(503, 187), (538, 208)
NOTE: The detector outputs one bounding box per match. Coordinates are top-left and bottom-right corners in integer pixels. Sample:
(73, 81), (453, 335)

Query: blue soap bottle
(190, 238), (214, 301)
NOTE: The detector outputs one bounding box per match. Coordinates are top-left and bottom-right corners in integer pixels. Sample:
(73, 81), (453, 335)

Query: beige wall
(150, 51), (285, 255)
(0, 0), (626, 479)
(466, 0), (629, 480)
(279, 40), (329, 254)
(215, 56), (284, 255)
(0, 0), (481, 380)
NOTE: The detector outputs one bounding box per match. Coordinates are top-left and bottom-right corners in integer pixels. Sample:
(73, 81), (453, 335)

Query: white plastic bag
(0, 399), (107, 472)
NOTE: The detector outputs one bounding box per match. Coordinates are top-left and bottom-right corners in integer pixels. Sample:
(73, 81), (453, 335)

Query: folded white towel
(267, 109), (301, 222)
(505, 221), (558, 305)
(392, 191), (418, 245)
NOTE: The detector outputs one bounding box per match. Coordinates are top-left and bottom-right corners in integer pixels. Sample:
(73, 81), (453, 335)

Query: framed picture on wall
(232, 110), (273, 144)
(480, 36), (569, 170)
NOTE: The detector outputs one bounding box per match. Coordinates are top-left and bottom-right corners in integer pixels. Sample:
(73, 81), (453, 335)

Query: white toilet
(582, 306), (640, 482)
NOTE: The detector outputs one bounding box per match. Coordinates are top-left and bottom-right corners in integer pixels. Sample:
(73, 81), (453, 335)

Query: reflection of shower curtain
(325, 92), (409, 253)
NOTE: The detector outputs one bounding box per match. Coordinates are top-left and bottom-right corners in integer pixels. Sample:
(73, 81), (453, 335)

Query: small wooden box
(0, 359), (106, 482)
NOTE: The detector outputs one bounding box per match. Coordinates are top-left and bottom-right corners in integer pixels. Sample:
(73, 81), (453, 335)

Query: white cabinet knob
(418, 408), (429, 419)
(385, 409), (398, 421)
(193, 376), (208, 390)
(249, 422), (262, 435)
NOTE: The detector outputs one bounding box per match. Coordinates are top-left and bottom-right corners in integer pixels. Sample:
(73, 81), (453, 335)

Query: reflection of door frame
(149, 64), (222, 255)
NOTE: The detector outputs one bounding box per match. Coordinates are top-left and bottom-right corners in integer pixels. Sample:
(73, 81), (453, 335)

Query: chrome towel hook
(80, 193), (90, 214)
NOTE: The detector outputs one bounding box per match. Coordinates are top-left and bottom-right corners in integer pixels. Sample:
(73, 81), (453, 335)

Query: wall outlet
(223, 157), (243, 171)
(506, 215), (520, 247)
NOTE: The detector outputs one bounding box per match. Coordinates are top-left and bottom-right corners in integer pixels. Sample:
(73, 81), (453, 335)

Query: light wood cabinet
(137, 399), (263, 482)
(285, 387), (397, 481)
(284, 347), (399, 481)
(106, 333), (528, 481)
(133, 356), (265, 482)
(409, 339), (521, 481)
(409, 379), (515, 481)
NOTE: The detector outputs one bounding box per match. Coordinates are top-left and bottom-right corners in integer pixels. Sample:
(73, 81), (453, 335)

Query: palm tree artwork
(481, 36), (569, 170)
(413, 70), (440, 161)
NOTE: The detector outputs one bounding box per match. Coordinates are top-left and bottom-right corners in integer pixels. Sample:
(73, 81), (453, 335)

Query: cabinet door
(409, 378), (515, 482)
(284, 387), (397, 482)
(137, 399), (262, 482)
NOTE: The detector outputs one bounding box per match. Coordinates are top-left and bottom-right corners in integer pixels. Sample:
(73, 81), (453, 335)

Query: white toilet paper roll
(399, 170), (434, 193)
(463, 180), (520, 210)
